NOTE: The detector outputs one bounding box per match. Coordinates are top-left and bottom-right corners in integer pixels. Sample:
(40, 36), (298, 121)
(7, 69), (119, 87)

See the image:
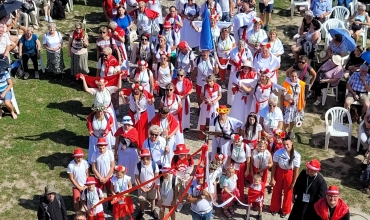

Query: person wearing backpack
(108, 21), (129, 71)
(134, 148), (160, 220)
(96, 26), (121, 63)
(157, 163), (178, 220)
(180, 0), (200, 48)
(136, 33), (154, 64)
(175, 41), (195, 79)
(153, 35), (171, 66)
(80, 177), (105, 220)
(142, 125), (170, 167)
(37, 185), (68, 220)
(164, 6), (183, 41)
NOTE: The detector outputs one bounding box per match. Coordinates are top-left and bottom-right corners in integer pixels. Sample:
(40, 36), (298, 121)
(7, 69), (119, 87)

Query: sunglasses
(166, 89), (174, 91)
(150, 133), (159, 137)
(177, 75), (184, 77)
(141, 38), (148, 41)
(298, 61), (306, 64)
(269, 104), (276, 107)
(123, 119), (131, 122)
(76, 27), (82, 30)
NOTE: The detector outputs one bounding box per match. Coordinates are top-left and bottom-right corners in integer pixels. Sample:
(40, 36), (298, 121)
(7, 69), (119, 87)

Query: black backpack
(52, 0), (65, 20)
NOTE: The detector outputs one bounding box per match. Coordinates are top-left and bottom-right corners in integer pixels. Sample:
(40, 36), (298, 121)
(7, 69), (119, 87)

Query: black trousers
(22, 53), (38, 72)
(311, 81), (328, 97)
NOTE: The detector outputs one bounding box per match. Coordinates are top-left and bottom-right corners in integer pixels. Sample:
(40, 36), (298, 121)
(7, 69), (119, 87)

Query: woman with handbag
(68, 22), (89, 77)
(349, 3), (370, 43)
(43, 23), (65, 77)
(310, 55), (344, 106)
(18, 27), (41, 80)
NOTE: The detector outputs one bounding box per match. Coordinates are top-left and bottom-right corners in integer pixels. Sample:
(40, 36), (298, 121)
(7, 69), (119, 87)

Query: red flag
(76, 73), (125, 88)
(128, 8), (159, 20)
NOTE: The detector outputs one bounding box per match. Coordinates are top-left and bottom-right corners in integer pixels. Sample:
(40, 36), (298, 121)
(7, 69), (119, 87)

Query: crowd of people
(0, 0), (365, 219)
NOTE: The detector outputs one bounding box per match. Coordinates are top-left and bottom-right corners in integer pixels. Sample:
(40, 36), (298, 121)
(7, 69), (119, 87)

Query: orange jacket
(282, 80), (306, 111)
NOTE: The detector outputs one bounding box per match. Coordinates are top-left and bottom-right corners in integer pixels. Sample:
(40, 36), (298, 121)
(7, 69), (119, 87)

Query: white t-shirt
(81, 187), (104, 214)
(92, 87), (116, 108)
(243, 124), (262, 141)
(142, 137), (169, 165)
(161, 94), (181, 114)
(273, 148), (301, 170)
(91, 149), (114, 178)
(96, 58), (121, 77)
(157, 63), (174, 88)
(188, 180), (213, 214)
(111, 175), (131, 194)
(195, 57), (215, 86)
(0, 33), (10, 54)
(67, 159), (89, 187)
(259, 106), (283, 135)
(216, 35), (235, 59)
(177, 51), (195, 73)
(231, 143), (251, 165)
(259, 0), (274, 4)
(134, 161), (160, 188)
(223, 174), (238, 192)
(43, 32), (63, 53)
(253, 53), (280, 79)
(252, 149), (271, 169)
(155, 45), (172, 63)
(218, 0), (230, 12)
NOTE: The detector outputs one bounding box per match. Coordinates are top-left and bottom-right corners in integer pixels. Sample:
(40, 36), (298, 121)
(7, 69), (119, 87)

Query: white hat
(122, 116), (133, 125)
(332, 55), (342, 66)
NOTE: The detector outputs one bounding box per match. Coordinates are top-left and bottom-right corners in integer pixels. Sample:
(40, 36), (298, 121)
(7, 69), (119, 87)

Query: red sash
(172, 78), (193, 115)
(314, 198), (349, 220)
(204, 83), (220, 112)
(86, 111), (114, 137)
(248, 182), (265, 204)
(150, 113), (179, 138)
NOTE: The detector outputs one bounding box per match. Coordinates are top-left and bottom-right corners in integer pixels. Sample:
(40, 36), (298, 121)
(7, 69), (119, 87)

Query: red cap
(173, 144), (190, 155)
(327, 185), (340, 195)
(306, 159), (321, 171)
(85, 176), (96, 185)
(115, 165), (127, 172)
(140, 149), (152, 157)
(73, 148), (85, 157)
(195, 168), (204, 178)
(163, 21), (172, 29)
(96, 137), (108, 146)
(178, 41), (188, 50)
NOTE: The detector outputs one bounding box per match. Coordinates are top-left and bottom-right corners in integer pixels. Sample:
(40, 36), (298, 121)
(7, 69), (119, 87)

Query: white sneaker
(35, 71), (39, 79)
(33, 24), (39, 30)
(44, 16), (48, 21)
(176, 202), (183, 212)
(48, 17), (53, 23)
(24, 72), (29, 80)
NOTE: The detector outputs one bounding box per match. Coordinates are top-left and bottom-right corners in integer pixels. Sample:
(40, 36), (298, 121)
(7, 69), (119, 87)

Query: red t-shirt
(171, 156), (194, 173)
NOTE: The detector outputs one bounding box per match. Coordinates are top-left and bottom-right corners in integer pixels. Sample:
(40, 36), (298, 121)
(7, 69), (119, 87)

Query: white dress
(131, 68), (155, 121)
(211, 116), (243, 168)
(246, 29), (268, 54)
(161, 94), (184, 145)
(88, 114), (114, 164)
(268, 39), (284, 63)
(253, 53), (280, 84)
(111, 175), (131, 192)
(197, 84), (221, 129)
(232, 11), (256, 42)
(175, 81), (191, 130)
(227, 47), (253, 105)
(229, 78), (254, 123)
(116, 129), (139, 182)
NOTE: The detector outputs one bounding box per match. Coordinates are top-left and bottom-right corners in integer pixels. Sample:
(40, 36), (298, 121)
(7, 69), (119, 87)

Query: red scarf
(314, 198), (349, 220)
(231, 70), (256, 95)
(104, 55), (119, 76)
(129, 8), (159, 20)
(73, 30), (84, 39)
(241, 27), (247, 41)
(172, 78), (192, 115)
(86, 111), (114, 137)
(164, 14), (180, 32)
(114, 127), (139, 148)
(254, 82), (272, 113)
(248, 182), (265, 204)
(150, 113), (179, 137)
(164, 94), (183, 132)
(204, 83), (220, 111)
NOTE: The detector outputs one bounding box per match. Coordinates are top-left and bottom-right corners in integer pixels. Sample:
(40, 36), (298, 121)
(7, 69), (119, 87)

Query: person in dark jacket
(37, 185), (68, 220)
(289, 159), (327, 220)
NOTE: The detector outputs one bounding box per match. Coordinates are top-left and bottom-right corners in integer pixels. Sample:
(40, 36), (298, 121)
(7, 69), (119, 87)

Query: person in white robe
(267, 29), (284, 63)
(246, 17), (268, 55)
(253, 42), (280, 84)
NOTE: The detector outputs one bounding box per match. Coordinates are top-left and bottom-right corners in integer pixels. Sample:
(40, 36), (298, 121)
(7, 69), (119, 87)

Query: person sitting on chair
(20, 0), (39, 30)
(321, 34), (348, 62)
(344, 64), (370, 122)
(0, 60), (17, 119)
(0, 26), (11, 63)
(310, 0), (332, 23)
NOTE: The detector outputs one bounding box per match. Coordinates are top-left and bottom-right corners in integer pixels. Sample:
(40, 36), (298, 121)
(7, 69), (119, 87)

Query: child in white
(81, 177), (104, 218)
(221, 166), (239, 218)
(208, 160), (222, 203)
(158, 163), (177, 220)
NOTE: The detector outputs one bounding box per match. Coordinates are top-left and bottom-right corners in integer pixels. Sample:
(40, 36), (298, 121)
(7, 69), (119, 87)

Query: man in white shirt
(142, 125), (170, 166)
(135, 148), (160, 220)
(192, 49), (219, 107)
(217, 0), (233, 21)
(91, 137), (115, 210)
(0, 27), (11, 63)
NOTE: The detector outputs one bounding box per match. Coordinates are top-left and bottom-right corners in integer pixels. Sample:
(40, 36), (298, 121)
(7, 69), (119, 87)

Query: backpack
(159, 174), (177, 189)
(40, 194), (62, 218)
(156, 43), (169, 52)
(138, 41), (153, 59)
(183, 3), (198, 13)
(213, 116), (233, 144)
(196, 56), (215, 67)
(51, 0), (65, 20)
(137, 160), (157, 176)
(83, 188), (102, 202)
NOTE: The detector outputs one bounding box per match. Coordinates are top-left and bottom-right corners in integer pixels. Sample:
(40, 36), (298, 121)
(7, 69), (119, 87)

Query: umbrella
(328, 28), (356, 52)
(0, 1), (23, 18)
(361, 51), (370, 64)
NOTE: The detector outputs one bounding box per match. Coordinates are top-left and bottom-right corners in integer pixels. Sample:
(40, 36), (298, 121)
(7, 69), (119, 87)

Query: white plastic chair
(327, 6), (350, 27)
(349, 0), (359, 16)
(321, 19), (346, 48)
(0, 88), (20, 114)
(357, 121), (364, 152)
(325, 107), (353, 151)
(359, 25), (368, 49)
(290, 0), (310, 19)
(322, 83), (338, 106)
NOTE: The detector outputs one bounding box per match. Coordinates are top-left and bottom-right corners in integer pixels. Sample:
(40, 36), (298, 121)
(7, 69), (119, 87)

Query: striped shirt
(0, 71), (10, 93)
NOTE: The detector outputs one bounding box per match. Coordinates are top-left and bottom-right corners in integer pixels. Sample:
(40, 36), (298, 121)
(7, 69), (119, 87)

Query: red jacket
(314, 198), (349, 220)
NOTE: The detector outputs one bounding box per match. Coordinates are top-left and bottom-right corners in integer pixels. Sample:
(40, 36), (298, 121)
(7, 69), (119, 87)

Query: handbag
(151, 21), (160, 36)
(21, 1), (35, 13)
(129, 31), (138, 44)
(351, 19), (362, 31)
(316, 65), (338, 82)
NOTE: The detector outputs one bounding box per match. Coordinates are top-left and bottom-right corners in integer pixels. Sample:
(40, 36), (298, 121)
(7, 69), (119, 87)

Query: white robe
(268, 39), (285, 63)
(253, 53), (280, 84)
(161, 95), (185, 145)
(197, 85), (221, 128)
(229, 78), (255, 124)
(232, 11), (256, 42)
(175, 81), (191, 130)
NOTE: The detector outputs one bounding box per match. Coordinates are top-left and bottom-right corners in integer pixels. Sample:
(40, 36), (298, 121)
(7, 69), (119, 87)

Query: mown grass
(0, 0), (369, 219)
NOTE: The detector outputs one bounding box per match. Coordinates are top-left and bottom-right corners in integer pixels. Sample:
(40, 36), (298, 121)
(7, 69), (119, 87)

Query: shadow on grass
(16, 128), (89, 148)
(37, 152), (72, 170)
(19, 195), (74, 214)
(47, 100), (91, 120)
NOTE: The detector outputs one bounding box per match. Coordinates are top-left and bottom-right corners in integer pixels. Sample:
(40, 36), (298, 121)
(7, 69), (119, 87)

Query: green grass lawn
(0, 0), (369, 219)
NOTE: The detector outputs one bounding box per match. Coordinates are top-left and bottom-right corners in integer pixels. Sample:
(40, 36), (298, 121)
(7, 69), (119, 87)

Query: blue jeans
(0, 90), (12, 100)
(191, 210), (213, 220)
(338, 0), (352, 8)
(221, 12), (230, 22)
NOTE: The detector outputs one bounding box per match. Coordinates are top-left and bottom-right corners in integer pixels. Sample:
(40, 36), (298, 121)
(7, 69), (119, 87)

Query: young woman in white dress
(246, 17), (267, 55)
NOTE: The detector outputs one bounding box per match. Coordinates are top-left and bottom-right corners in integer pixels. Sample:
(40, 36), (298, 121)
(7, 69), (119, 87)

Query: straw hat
(332, 55), (342, 66)
(241, 60), (254, 68)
